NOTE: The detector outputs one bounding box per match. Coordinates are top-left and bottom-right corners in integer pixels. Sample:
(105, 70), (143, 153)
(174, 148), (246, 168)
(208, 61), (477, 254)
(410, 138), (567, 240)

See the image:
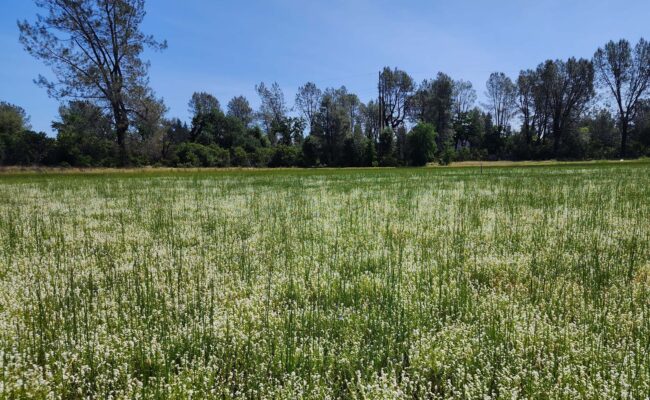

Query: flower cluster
(0, 165), (648, 398)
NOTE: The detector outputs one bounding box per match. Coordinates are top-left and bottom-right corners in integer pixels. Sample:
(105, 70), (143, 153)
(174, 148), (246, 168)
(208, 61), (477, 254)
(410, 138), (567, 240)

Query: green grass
(1, 161), (649, 398)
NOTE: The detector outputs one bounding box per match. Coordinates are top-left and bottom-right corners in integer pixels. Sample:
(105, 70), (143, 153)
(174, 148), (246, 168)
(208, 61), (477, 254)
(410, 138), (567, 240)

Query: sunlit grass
(1, 162), (649, 398)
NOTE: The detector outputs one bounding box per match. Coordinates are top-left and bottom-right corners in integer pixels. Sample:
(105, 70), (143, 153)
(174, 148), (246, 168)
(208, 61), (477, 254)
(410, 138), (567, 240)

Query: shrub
(247, 147), (272, 167)
(439, 145), (455, 166)
(231, 146), (250, 167)
(173, 142), (230, 167)
(269, 145), (300, 167)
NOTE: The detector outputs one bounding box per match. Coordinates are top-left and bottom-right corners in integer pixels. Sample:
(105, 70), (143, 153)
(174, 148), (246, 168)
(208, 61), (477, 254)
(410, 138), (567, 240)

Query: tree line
(2, 0), (650, 168)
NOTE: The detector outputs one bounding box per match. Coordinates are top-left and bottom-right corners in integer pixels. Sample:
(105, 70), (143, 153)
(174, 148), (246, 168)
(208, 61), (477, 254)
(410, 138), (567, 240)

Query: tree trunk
(113, 103), (129, 166)
(553, 119), (562, 157)
(620, 118), (628, 159)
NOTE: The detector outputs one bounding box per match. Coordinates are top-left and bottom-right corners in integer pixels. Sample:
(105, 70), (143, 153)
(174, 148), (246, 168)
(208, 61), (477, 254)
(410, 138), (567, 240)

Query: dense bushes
(0, 130), (55, 165)
(269, 145), (301, 167)
(172, 143), (230, 167)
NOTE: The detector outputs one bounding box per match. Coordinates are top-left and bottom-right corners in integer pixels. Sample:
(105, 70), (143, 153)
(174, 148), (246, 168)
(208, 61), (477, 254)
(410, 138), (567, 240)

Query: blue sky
(1, 0), (649, 135)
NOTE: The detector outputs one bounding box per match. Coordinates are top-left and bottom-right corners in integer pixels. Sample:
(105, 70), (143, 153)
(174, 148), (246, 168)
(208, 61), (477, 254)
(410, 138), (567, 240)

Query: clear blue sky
(1, 0), (649, 135)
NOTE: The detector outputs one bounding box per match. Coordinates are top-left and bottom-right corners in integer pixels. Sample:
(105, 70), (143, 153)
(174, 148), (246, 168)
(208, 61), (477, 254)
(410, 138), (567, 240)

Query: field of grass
(1, 161), (649, 399)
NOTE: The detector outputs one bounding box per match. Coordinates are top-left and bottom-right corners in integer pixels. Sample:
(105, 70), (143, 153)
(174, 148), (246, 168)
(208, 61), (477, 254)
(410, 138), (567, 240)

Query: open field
(1, 162), (650, 398)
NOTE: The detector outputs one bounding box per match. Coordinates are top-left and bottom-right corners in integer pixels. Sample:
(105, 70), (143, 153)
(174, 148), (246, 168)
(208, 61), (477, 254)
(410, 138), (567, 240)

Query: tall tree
(18, 0), (166, 164)
(378, 67), (414, 130)
(540, 58), (595, 155)
(189, 92), (220, 117)
(516, 70), (537, 143)
(343, 92), (362, 134)
(188, 92), (221, 141)
(452, 79), (477, 119)
(410, 73), (454, 135)
(361, 100), (380, 142)
(453, 107), (485, 150)
(227, 96), (254, 127)
(127, 85), (166, 142)
(0, 102), (30, 135)
(0, 102), (32, 165)
(593, 38), (650, 157)
(484, 72), (517, 132)
(312, 87), (351, 165)
(255, 82), (287, 140)
(295, 82), (322, 133)
(516, 68), (553, 145)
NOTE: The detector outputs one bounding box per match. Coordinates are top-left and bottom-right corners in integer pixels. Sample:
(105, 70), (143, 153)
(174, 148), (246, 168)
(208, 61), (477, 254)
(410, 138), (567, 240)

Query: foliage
(295, 82), (322, 132)
(52, 101), (118, 166)
(341, 132), (368, 167)
(301, 135), (322, 166)
(379, 67), (414, 129)
(255, 82), (287, 139)
(407, 123), (437, 166)
(410, 72), (454, 134)
(268, 145), (301, 167)
(593, 38), (650, 157)
(378, 127), (398, 166)
(231, 146), (250, 167)
(227, 96), (254, 127)
(18, 0), (166, 161)
(438, 143), (455, 165)
(172, 142), (230, 167)
(484, 72), (517, 132)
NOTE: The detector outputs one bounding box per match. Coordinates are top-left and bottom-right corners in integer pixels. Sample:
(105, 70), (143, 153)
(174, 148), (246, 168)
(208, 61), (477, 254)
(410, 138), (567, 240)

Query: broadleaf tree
(593, 38), (650, 157)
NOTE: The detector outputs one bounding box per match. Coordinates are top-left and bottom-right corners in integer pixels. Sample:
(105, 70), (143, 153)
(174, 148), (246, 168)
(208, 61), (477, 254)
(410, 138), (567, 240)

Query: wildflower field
(1, 161), (650, 399)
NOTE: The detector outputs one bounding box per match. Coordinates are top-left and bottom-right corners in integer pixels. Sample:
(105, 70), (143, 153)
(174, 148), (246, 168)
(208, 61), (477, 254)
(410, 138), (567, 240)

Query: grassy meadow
(1, 161), (650, 399)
